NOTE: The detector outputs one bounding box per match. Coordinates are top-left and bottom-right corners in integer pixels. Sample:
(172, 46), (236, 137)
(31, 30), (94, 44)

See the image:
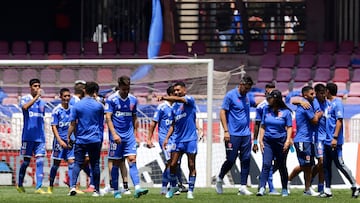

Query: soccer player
(16, 78), (47, 194)
(48, 88), (75, 194)
(253, 82), (279, 195)
(320, 83), (359, 198)
(105, 75), (148, 199)
(256, 90), (293, 197)
(67, 81), (104, 197)
(293, 86), (322, 196)
(215, 76), (255, 195)
(161, 81), (199, 199)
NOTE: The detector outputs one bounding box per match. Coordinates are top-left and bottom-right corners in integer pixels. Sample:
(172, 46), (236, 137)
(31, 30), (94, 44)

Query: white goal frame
(0, 58), (215, 187)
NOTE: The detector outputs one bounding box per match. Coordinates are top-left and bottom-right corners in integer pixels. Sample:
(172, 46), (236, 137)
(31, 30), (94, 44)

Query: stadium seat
(101, 42), (118, 58)
(313, 68), (331, 82)
(172, 41), (189, 56)
(352, 69), (360, 82)
(260, 54), (278, 69)
(40, 69), (57, 85)
(59, 68), (76, 84)
(315, 54), (333, 69)
(11, 41), (27, 59)
(302, 41), (318, 55)
(352, 54), (360, 69)
(2, 68), (19, 84)
(334, 81), (348, 97)
(83, 41), (99, 58)
(29, 41), (45, 56)
(0, 41), (9, 55)
(115, 68), (133, 78)
(293, 68), (312, 83)
(297, 54), (315, 69)
(119, 41), (135, 58)
(344, 96), (360, 104)
(47, 41), (63, 55)
(279, 54), (296, 69)
(247, 41), (264, 55)
(257, 68), (274, 83)
(319, 41), (336, 54)
(348, 82), (360, 97)
(265, 41), (281, 55)
(275, 68), (292, 82)
(65, 41), (81, 59)
(332, 68), (349, 82)
(158, 41), (172, 56)
(334, 54), (350, 69)
(292, 82), (308, 91)
(190, 41), (206, 56)
(97, 68), (113, 84)
(338, 40), (354, 55)
(136, 41), (148, 58)
(283, 41), (299, 55)
(275, 82), (290, 95)
(78, 68), (95, 81)
(21, 69), (38, 84)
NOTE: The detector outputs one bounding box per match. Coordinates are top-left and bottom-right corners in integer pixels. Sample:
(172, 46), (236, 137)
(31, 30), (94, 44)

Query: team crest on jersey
(306, 155), (310, 161)
(278, 112), (283, 117)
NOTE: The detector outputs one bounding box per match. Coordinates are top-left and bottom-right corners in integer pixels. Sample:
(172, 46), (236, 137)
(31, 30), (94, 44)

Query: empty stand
(248, 41), (264, 55)
(351, 54), (360, 69)
(11, 41), (27, 59)
(190, 41), (206, 56)
(172, 41), (189, 56)
(319, 41), (336, 54)
(334, 81), (348, 97)
(297, 54), (315, 69)
(65, 41), (81, 59)
(345, 96), (360, 104)
(0, 41), (9, 55)
(338, 40), (354, 55)
(265, 41), (281, 55)
(332, 68), (349, 82)
(334, 54), (350, 69)
(275, 82), (290, 94)
(315, 54), (333, 69)
(158, 41), (172, 56)
(59, 68), (76, 84)
(2, 69), (19, 84)
(348, 82), (360, 97)
(97, 68), (113, 83)
(257, 68), (274, 83)
(275, 68), (292, 82)
(21, 69), (39, 84)
(313, 68), (331, 82)
(279, 54), (296, 69)
(78, 68), (95, 81)
(101, 42), (118, 58)
(293, 68), (312, 82)
(119, 41), (135, 58)
(47, 41), (63, 55)
(302, 41), (318, 55)
(83, 41), (99, 58)
(136, 41), (148, 58)
(260, 54), (278, 69)
(40, 69), (57, 85)
(29, 41), (45, 56)
(283, 41), (299, 55)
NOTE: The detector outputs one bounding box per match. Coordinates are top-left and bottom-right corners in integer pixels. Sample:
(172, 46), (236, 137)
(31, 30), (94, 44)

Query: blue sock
(169, 174), (177, 187)
(18, 159), (30, 187)
(162, 168), (170, 188)
(188, 175), (196, 192)
(35, 157), (44, 189)
(111, 166), (119, 190)
(318, 183), (324, 193)
(49, 165), (59, 187)
(129, 162), (140, 186)
(68, 163), (74, 187)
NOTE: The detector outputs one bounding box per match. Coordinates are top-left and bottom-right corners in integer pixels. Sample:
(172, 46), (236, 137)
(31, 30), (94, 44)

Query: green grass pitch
(0, 186), (358, 203)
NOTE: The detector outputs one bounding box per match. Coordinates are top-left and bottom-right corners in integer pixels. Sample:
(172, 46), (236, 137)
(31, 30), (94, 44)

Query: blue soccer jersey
(255, 100), (268, 122)
(152, 101), (174, 145)
(261, 105), (292, 139)
(105, 92), (137, 141)
(51, 104), (72, 141)
(69, 95), (81, 106)
(294, 99), (316, 143)
(172, 95), (198, 143)
(324, 98), (344, 145)
(70, 96), (104, 144)
(20, 94), (46, 142)
(313, 98), (327, 142)
(221, 87), (256, 136)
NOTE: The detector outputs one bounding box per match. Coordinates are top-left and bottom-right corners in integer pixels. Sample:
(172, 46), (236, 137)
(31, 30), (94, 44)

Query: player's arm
(258, 124), (265, 153)
(105, 112), (121, 144)
(146, 120), (157, 148)
(162, 123), (174, 150)
(21, 89), (42, 110)
(331, 118), (342, 148)
(132, 113), (140, 145)
(220, 109), (230, 142)
(284, 126), (293, 153)
(159, 95), (186, 103)
(309, 110), (323, 125)
(52, 125), (67, 148)
(252, 121), (260, 153)
(292, 99), (311, 109)
(67, 121), (76, 145)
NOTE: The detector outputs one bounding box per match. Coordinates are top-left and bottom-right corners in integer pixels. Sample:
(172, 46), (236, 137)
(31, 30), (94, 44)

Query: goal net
(0, 58), (233, 188)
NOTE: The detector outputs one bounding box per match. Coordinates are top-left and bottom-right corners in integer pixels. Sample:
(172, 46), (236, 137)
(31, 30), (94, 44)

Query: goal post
(0, 58), (220, 187)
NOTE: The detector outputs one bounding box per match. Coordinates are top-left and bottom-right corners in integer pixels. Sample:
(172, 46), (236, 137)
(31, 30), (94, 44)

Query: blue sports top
(261, 105), (292, 139)
(105, 92), (137, 141)
(152, 101), (174, 145)
(294, 98), (316, 143)
(51, 104), (72, 141)
(313, 98), (327, 142)
(69, 95), (80, 106)
(255, 99), (268, 121)
(20, 94), (46, 142)
(221, 87), (256, 136)
(172, 95), (198, 143)
(324, 98), (344, 145)
(70, 96), (104, 144)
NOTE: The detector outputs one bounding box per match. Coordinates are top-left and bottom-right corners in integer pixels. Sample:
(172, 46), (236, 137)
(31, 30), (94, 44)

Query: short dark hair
(118, 75), (131, 87)
(301, 85), (313, 96)
(314, 83), (326, 92)
(240, 75), (254, 86)
(265, 82), (275, 89)
(29, 78), (40, 86)
(174, 81), (186, 88)
(85, 81), (99, 95)
(326, 82), (338, 96)
(166, 85), (174, 96)
(59, 88), (70, 96)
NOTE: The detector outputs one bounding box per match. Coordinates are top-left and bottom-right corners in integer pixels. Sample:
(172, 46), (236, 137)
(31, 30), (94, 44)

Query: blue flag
(131, 0), (163, 82)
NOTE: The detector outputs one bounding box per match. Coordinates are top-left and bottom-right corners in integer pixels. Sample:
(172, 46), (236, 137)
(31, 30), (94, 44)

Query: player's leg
(257, 137), (274, 196)
(82, 155), (95, 192)
(161, 142), (172, 194)
(119, 158), (131, 194)
(17, 141), (33, 193)
(86, 142), (102, 196)
(320, 144), (333, 198)
(185, 140), (197, 199)
(101, 158), (114, 194)
(313, 141), (324, 193)
(238, 136), (252, 195)
(34, 142), (46, 194)
(111, 159), (122, 198)
(48, 159), (61, 193)
(69, 143), (86, 196)
(127, 154), (148, 198)
(166, 151), (181, 198)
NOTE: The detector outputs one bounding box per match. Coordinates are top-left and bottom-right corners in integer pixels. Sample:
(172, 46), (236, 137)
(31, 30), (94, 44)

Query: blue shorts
(314, 140), (325, 158)
(294, 142), (315, 166)
(20, 141), (46, 158)
(108, 137), (137, 159)
(174, 140), (197, 154)
(51, 140), (75, 161)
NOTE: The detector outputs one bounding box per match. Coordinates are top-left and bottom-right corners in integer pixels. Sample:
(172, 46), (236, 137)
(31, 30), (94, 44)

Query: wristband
(253, 140), (258, 145)
(224, 130), (228, 133)
(333, 136), (338, 140)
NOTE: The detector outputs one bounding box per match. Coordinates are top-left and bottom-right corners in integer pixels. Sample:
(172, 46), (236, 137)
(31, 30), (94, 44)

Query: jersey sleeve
(51, 109), (59, 126)
(285, 110), (293, 127)
(221, 93), (231, 111)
